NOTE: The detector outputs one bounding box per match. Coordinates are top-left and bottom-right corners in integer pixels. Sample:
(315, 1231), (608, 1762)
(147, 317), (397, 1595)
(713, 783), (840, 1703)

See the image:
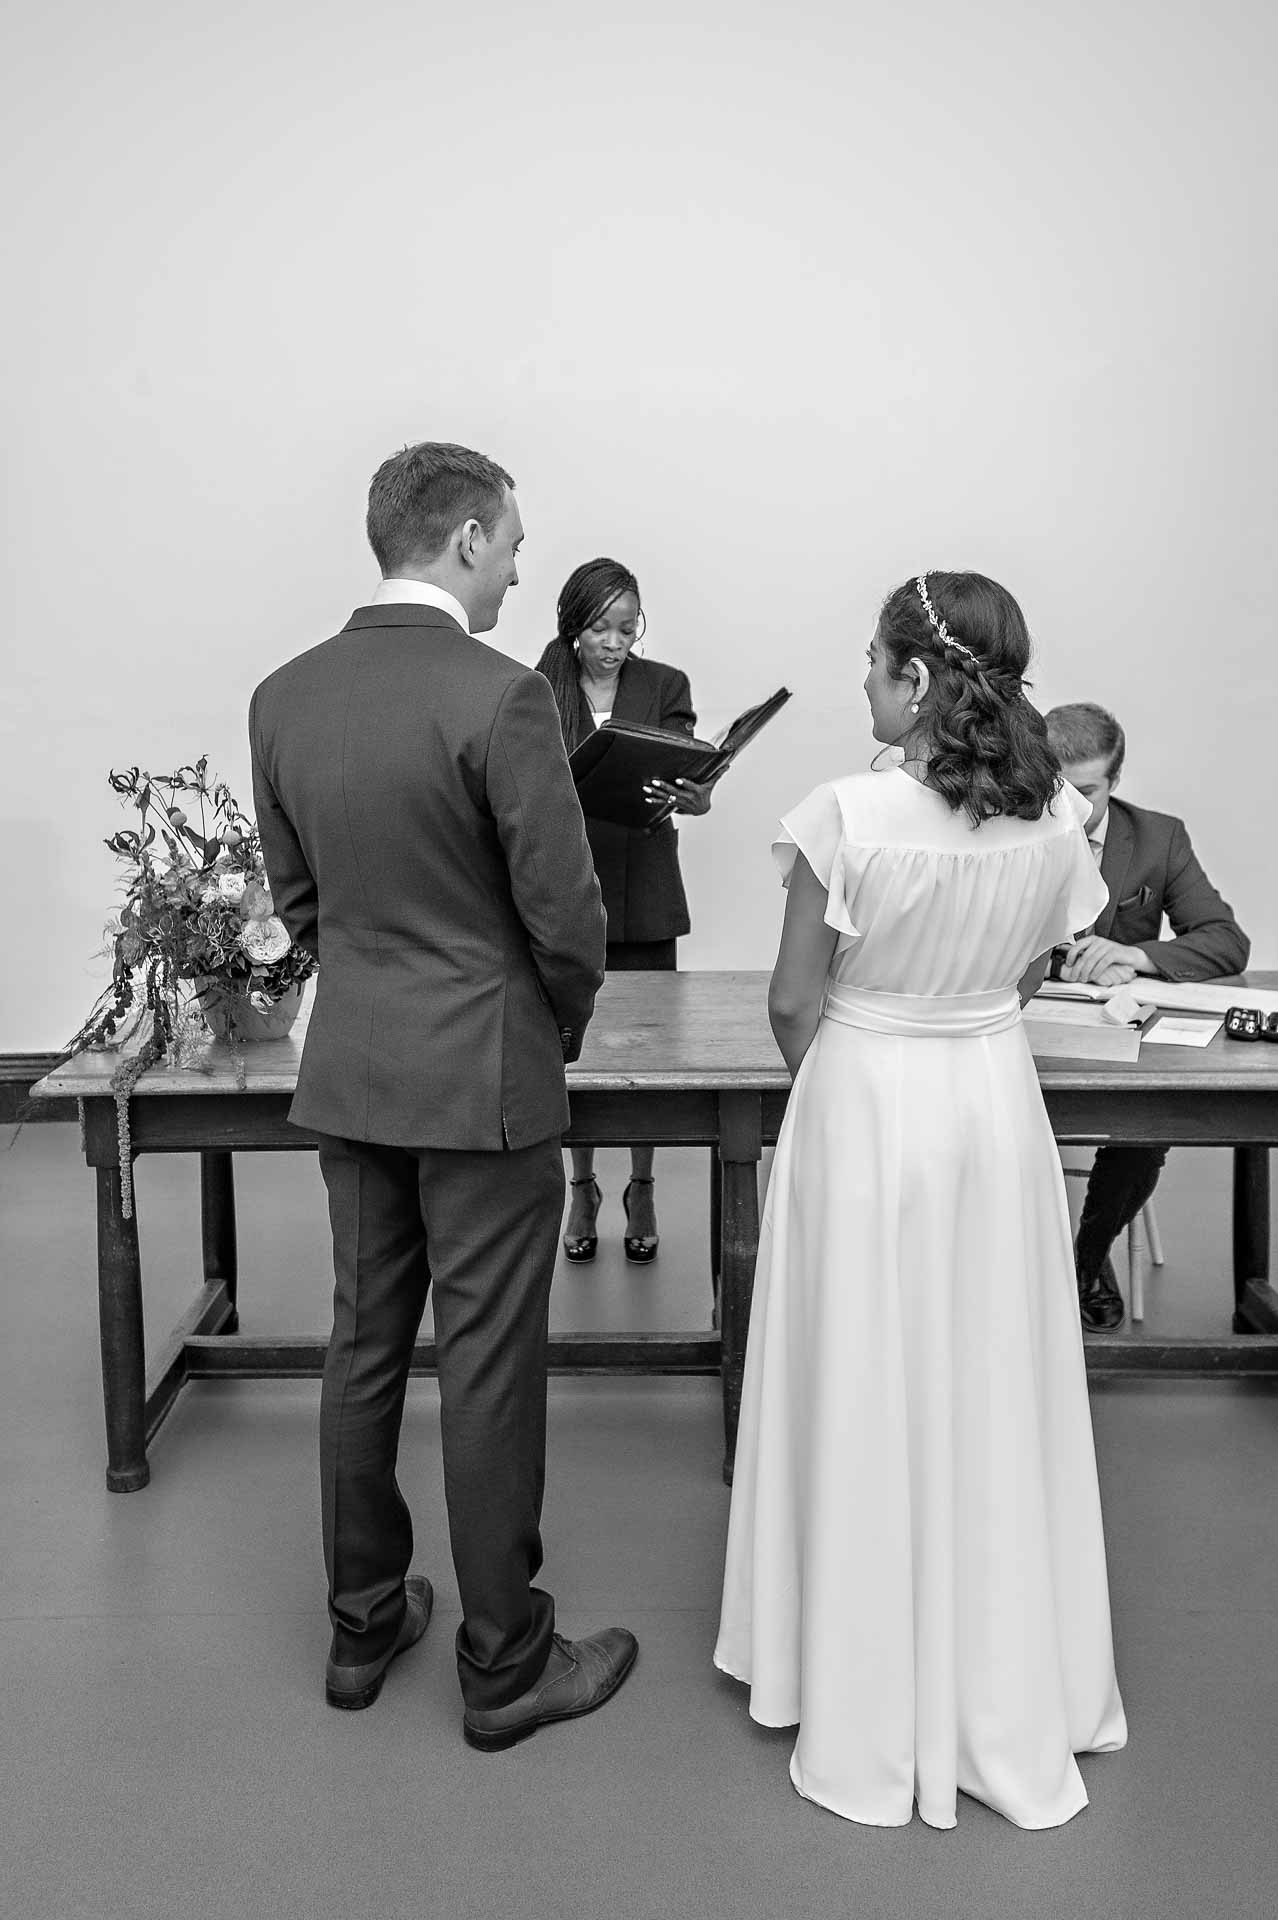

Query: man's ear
(456, 518), (484, 569)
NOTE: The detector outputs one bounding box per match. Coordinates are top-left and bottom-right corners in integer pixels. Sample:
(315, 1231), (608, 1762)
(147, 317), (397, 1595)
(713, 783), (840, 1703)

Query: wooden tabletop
(32, 970), (1278, 1100)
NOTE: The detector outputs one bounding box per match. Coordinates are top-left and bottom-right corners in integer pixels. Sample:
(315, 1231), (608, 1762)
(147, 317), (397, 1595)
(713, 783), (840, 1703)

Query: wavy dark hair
(534, 557), (645, 750)
(878, 571), (1059, 825)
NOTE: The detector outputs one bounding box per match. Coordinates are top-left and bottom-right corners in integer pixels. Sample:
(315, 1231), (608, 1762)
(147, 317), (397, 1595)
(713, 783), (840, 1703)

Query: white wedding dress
(715, 770), (1128, 1830)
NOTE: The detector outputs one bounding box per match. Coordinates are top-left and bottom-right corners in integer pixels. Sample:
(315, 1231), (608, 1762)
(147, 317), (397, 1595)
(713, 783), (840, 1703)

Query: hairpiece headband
(915, 574), (978, 664)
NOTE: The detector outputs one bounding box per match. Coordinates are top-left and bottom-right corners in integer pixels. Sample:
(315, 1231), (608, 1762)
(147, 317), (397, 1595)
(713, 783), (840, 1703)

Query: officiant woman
(535, 557), (712, 1264)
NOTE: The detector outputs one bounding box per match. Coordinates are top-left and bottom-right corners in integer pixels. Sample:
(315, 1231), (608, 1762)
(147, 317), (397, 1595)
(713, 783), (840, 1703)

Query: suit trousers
(315, 1131), (563, 1712)
(1075, 1145), (1169, 1283)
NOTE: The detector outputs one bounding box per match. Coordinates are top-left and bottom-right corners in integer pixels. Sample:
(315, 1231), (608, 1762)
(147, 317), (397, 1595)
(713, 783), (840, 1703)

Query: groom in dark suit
(250, 442), (636, 1748)
(1045, 702), (1249, 1331)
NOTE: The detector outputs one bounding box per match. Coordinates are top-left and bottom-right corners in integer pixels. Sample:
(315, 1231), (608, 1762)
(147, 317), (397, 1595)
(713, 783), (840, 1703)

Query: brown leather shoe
(325, 1574), (434, 1710)
(462, 1628), (638, 1752)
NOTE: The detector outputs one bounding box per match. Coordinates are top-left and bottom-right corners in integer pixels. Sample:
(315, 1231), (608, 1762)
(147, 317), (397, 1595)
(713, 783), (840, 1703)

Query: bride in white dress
(715, 572), (1127, 1830)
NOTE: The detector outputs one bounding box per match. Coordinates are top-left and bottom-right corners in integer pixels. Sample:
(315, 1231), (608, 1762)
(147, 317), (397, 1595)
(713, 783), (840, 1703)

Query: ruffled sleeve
(772, 782), (859, 937)
(1053, 781), (1111, 940)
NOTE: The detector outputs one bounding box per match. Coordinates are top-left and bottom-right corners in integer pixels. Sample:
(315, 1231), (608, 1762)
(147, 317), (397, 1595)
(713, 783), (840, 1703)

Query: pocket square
(1117, 885), (1155, 911)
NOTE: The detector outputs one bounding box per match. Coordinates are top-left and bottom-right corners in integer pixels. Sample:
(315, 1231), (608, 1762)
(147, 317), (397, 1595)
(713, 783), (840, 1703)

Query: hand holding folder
(568, 687), (792, 832)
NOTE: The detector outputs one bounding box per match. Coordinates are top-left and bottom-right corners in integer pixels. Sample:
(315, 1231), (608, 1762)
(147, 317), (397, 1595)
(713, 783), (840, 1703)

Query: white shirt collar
(1089, 807), (1110, 851)
(369, 578), (470, 635)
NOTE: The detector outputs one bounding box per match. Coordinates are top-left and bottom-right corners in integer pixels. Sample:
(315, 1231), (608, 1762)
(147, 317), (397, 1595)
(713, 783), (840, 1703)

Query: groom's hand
(560, 1026), (583, 1064)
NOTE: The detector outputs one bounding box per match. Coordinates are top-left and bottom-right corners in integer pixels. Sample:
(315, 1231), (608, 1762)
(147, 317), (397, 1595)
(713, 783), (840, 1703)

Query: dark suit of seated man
(1044, 703), (1249, 1330)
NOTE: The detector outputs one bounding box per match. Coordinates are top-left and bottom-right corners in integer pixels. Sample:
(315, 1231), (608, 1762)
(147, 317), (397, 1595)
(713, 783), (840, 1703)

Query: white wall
(4, 0), (1275, 1049)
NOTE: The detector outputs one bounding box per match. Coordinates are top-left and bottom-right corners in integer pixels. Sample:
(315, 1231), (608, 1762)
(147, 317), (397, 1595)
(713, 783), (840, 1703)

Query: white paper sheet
(1142, 1014), (1223, 1048)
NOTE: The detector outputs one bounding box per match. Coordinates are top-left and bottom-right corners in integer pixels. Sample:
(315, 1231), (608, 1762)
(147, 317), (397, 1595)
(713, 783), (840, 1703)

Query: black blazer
(572, 656), (697, 946)
(1097, 798), (1249, 981)
(250, 604), (606, 1150)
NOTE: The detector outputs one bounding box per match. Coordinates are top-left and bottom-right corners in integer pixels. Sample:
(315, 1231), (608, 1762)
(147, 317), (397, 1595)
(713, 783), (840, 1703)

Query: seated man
(1045, 702), (1249, 1331)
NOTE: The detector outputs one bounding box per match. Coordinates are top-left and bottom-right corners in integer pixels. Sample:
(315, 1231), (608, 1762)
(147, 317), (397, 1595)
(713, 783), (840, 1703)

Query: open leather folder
(568, 686), (792, 831)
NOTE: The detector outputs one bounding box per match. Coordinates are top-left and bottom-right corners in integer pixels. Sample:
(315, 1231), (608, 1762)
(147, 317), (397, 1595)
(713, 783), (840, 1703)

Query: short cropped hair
(366, 442), (514, 573)
(1044, 702), (1126, 781)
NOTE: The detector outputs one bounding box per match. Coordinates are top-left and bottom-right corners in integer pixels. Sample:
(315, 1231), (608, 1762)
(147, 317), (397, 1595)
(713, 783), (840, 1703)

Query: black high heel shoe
(622, 1176), (658, 1263)
(563, 1176), (602, 1263)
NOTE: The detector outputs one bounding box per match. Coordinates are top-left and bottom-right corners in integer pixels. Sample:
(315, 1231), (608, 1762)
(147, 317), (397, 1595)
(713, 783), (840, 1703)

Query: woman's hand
(643, 777), (714, 816)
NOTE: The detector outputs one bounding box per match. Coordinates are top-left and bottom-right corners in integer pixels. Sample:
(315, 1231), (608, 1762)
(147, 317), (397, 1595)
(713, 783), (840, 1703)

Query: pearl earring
(910, 702), (920, 714)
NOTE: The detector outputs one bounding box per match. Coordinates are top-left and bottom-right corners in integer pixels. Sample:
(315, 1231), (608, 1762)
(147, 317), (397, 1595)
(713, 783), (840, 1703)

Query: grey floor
(3, 1123), (1276, 1920)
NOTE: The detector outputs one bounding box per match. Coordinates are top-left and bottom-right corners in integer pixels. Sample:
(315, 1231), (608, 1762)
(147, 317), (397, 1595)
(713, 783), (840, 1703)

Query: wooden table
(33, 969), (1278, 1492)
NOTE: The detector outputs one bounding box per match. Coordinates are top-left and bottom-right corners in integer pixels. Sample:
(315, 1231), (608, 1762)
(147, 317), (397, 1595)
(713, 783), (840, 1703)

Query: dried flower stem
(111, 1023), (163, 1220)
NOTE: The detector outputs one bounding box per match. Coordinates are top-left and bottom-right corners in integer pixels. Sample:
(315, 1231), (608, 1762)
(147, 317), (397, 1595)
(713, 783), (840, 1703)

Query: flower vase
(196, 981), (305, 1043)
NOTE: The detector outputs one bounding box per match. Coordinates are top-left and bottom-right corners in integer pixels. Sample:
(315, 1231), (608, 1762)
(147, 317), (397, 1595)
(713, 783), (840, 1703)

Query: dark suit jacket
(1097, 798), (1249, 982)
(249, 603), (606, 1150)
(574, 656), (695, 945)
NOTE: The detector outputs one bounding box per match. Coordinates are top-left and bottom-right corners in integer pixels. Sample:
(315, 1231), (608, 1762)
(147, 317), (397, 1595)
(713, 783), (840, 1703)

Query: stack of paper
(1037, 979), (1278, 1019)
(1023, 997), (1145, 1062)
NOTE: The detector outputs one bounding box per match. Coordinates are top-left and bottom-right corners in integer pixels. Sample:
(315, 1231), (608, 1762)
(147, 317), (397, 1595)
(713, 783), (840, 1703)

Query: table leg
(718, 1093), (762, 1486)
(709, 1149), (723, 1319)
(96, 1164), (149, 1491)
(1232, 1146), (1271, 1332)
(201, 1151), (239, 1332)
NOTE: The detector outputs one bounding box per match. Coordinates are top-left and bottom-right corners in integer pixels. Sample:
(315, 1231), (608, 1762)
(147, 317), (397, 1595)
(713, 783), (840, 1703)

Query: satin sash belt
(821, 981), (1022, 1039)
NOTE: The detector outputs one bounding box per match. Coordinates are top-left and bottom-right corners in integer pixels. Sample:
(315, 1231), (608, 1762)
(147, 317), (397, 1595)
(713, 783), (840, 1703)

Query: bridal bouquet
(65, 758), (317, 1211)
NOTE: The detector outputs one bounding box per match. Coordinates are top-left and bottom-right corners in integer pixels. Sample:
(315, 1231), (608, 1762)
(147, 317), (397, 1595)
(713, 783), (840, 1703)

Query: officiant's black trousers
(316, 1131), (563, 1712)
